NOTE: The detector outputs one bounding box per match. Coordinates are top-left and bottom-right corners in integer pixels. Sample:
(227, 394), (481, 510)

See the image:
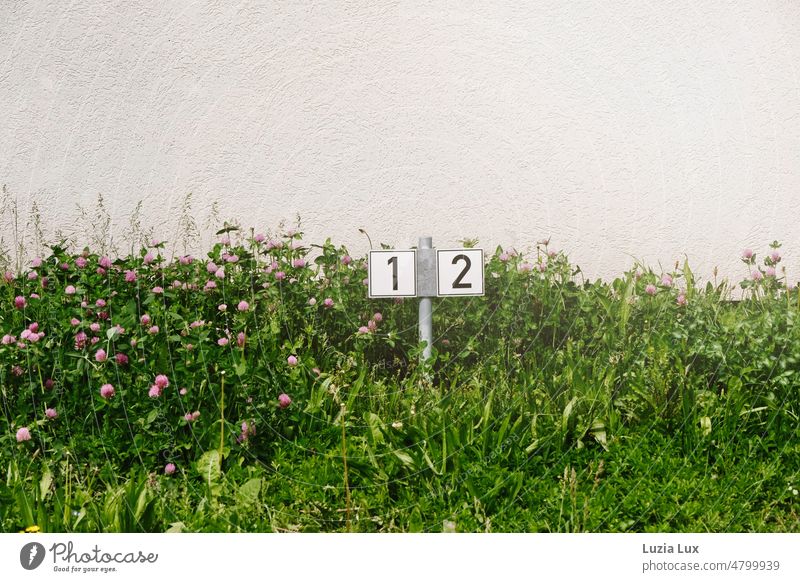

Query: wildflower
(189, 320), (205, 328)
(308, 297), (316, 306)
(204, 280), (217, 290)
(155, 374), (169, 389)
(367, 320), (377, 332)
(152, 286), (164, 294)
(221, 235), (231, 245)
(237, 332), (246, 348)
(99, 256), (112, 269)
(148, 385), (161, 398)
(44, 379), (54, 390)
(1, 334), (15, 345)
(752, 270), (763, 281)
(14, 296), (26, 309)
(373, 312), (383, 322)
(115, 353), (129, 365)
(45, 408), (58, 419)
(287, 355), (298, 366)
(148, 325), (159, 334)
(29, 293), (39, 299)
(499, 252), (510, 262)
(95, 349), (107, 362)
(237, 300), (249, 312)
(65, 285), (77, 295)
(362, 278), (369, 286)
(677, 293), (688, 307)
(59, 262), (69, 270)
(214, 268), (225, 279)
(31, 257), (42, 268)
(74, 331), (88, 349)
(254, 233), (266, 243)
(358, 326), (370, 334)
(76, 257), (87, 268)
(278, 394), (292, 409)
(96, 267), (106, 276)
(179, 388), (188, 395)
(742, 249), (754, 260)
(217, 337), (229, 346)
(312, 367), (321, 376)
(323, 298), (334, 308)
(771, 251), (781, 263)
(218, 303), (227, 312)
(96, 298), (107, 308)
(661, 275), (673, 287)
(16, 427), (31, 442)
(27, 271), (38, 280)
(274, 271), (286, 281)
(292, 258), (305, 268)
(122, 270), (137, 282)
(341, 255), (352, 265)
(766, 267), (776, 278)
(179, 255), (193, 265)
(164, 463), (176, 475)
(184, 412), (194, 422)
(90, 322), (101, 333)
(206, 262), (218, 274)
(645, 284), (657, 296)
(40, 277), (48, 288)
(90, 337), (99, 345)
(224, 254), (239, 263)
(140, 314), (151, 326)
(70, 318), (80, 326)
(100, 384), (115, 399)
(519, 262), (533, 273)
(12, 365), (23, 376)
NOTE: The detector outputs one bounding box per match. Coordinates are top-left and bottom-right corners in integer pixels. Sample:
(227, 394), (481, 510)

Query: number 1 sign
(368, 250), (417, 298)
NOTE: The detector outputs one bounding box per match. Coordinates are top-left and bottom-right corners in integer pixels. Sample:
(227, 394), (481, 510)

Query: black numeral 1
(388, 256), (398, 290)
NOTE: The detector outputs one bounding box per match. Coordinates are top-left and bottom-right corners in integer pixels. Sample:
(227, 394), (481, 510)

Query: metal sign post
(417, 237), (436, 361)
(367, 237), (484, 363)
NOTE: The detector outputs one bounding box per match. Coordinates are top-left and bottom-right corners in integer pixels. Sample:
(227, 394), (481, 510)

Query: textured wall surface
(1, 1), (799, 283)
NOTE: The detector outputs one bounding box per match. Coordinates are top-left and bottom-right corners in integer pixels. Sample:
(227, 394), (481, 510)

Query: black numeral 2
(452, 254), (472, 288)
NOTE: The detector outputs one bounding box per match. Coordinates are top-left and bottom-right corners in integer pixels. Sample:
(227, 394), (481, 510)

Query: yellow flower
(24, 525), (41, 533)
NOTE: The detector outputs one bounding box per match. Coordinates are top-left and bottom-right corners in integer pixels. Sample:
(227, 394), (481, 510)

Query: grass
(0, 223), (797, 532)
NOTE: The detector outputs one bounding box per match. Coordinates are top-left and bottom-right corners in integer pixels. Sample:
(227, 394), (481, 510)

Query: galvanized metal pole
(418, 236), (434, 361)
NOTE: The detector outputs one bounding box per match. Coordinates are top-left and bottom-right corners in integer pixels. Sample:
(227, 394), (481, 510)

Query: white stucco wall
(1, 1), (799, 284)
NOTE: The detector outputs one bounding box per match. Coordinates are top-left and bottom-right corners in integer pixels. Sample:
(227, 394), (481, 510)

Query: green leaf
(393, 449), (416, 469)
(235, 478), (262, 507)
(196, 450), (222, 487)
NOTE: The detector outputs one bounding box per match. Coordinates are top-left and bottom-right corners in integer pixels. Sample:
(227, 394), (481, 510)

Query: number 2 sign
(436, 249), (484, 296)
(368, 250), (417, 298)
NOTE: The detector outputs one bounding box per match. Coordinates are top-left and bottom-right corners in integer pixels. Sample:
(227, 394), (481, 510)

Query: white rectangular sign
(436, 248), (484, 296)
(368, 249), (417, 298)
